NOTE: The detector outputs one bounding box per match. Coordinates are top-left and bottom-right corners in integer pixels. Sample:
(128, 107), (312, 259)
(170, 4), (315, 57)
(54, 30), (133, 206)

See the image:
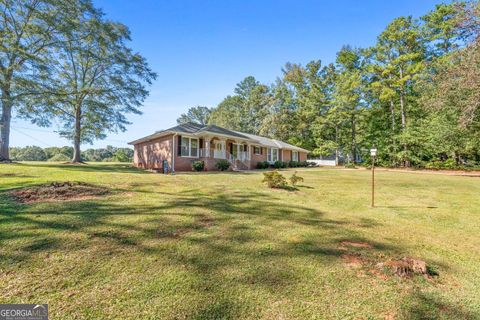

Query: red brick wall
(299, 151), (307, 162)
(282, 150), (292, 162)
(250, 146), (267, 169)
(134, 134), (173, 170)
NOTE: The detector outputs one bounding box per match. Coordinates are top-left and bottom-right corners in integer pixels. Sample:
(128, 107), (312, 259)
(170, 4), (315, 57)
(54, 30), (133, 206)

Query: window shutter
(199, 138), (204, 150)
(177, 135), (182, 156)
(229, 143), (233, 153)
(260, 147), (263, 155)
(291, 150), (293, 159)
(244, 144), (247, 152)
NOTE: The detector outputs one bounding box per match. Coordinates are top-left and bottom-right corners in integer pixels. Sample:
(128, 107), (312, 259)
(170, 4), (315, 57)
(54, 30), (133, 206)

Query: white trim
(180, 136), (199, 158)
(267, 147), (279, 163)
(292, 150), (299, 162)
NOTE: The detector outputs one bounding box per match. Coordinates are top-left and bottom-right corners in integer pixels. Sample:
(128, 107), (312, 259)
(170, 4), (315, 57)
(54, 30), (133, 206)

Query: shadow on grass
(403, 291), (478, 320)
(0, 185), (464, 318)
(13, 162), (150, 175)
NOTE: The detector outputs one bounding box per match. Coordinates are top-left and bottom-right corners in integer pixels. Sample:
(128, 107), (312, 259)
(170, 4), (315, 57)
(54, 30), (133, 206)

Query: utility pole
(370, 148), (377, 208)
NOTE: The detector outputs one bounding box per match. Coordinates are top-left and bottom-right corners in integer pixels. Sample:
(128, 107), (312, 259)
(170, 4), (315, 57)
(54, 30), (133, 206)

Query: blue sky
(11, 0), (444, 148)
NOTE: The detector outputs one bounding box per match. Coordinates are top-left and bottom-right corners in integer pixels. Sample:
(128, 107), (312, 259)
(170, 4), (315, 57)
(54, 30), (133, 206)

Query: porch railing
(199, 148), (250, 161)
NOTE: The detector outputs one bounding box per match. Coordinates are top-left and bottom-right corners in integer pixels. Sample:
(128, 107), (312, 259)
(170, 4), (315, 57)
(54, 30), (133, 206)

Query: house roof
(234, 131), (309, 153)
(196, 125), (252, 140)
(128, 122), (309, 153)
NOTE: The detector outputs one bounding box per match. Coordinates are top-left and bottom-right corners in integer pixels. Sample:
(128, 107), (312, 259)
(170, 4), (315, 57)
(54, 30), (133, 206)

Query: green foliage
(289, 172), (304, 186)
(48, 153), (70, 162)
(289, 161), (299, 168)
(256, 161), (270, 169)
(17, 1), (156, 162)
(262, 171), (288, 188)
(215, 159), (230, 171)
(177, 106), (211, 125)
(191, 160), (205, 172)
(9, 146), (47, 161)
(273, 160), (288, 169)
(10, 145), (133, 162)
(114, 149), (133, 163)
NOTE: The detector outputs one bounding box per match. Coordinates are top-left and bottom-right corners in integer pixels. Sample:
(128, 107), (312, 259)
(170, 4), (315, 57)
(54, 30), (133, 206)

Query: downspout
(172, 134), (176, 174)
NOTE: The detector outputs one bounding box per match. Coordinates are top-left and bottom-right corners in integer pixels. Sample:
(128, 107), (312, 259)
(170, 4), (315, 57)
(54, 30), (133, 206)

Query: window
(267, 148), (279, 163)
(180, 137), (199, 157)
(254, 146), (261, 155)
(292, 151), (299, 162)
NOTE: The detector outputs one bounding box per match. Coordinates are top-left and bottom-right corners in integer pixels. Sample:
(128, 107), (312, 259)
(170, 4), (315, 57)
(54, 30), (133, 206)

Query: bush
(289, 171), (304, 186)
(48, 154), (70, 162)
(262, 171), (288, 188)
(215, 159), (230, 171)
(273, 160), (288, 168)
(192, 160), (205, 171)
(289, 160), (299, 168)
(344, 162), (356, 169)
(256, 161), (269, 169)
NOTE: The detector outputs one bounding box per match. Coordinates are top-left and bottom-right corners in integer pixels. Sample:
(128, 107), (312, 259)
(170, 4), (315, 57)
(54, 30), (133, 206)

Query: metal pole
(371, 155), (375, 208)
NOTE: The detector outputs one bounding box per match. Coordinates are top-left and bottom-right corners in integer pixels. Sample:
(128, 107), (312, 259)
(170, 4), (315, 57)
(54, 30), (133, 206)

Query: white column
(220, 139), (227, 159)
(205, 137), (211, 157)
(237, 142), (241, 160)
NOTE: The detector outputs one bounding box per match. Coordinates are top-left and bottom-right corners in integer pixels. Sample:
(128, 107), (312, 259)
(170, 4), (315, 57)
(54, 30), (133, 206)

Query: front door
(214, 142), (224, 158)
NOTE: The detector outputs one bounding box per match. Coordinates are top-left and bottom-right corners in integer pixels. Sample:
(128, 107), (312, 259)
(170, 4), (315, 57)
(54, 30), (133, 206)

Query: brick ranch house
(128, 122), (309, 172)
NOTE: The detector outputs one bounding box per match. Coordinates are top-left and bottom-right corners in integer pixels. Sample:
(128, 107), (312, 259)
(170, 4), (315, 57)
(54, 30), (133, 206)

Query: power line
(11, 127), (54, 147)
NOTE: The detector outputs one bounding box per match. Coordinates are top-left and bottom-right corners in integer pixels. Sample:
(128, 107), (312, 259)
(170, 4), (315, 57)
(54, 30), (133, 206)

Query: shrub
(289, 160), (299, 168)
(289, 171), (304, 186)
(215, 159), (230, 171)
(256, 161), (269, 169)
(443, 158), (457, 169)
(48, 153), (70, 162)
(273, 160), (287, 168)
(192, 160), (205, 171)
(262, 171), (288, 188)
(344, 162), (356, 169)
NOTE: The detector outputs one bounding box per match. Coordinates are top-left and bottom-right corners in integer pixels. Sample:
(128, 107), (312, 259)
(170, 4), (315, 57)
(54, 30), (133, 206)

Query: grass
(0, 162), (479, 319)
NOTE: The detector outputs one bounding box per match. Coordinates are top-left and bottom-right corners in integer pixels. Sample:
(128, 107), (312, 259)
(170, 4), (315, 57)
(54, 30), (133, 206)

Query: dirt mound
(9, 181), (110, 203)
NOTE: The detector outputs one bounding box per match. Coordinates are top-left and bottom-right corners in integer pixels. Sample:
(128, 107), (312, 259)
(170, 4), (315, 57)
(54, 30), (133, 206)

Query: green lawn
(0, 163), (479, 319)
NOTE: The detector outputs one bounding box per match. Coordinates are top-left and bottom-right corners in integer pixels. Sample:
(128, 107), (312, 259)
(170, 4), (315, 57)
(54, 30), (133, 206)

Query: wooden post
(371, 155), (375, 208)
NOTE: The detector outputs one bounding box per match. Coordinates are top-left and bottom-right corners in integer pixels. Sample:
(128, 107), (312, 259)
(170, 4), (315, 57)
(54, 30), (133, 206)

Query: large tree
(208, 76), (271, 135)
(0, 0), (78, 161)
(177, 106), (211, 125)
(20, 4), (156, 162)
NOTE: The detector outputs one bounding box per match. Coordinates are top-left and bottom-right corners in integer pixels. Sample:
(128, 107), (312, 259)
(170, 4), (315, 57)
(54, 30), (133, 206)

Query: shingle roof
(129, 122), (309, 152)
(234, 131), (309, 153)
(196, 125), (252, 139)
(156, 122), (204, 134)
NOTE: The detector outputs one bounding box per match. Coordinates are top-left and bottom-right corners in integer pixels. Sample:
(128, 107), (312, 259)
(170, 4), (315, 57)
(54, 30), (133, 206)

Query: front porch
(198, 136), (253, 169)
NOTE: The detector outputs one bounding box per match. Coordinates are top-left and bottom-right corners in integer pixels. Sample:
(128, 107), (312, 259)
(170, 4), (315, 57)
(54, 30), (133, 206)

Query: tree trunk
(399, 67), (409, 167)
(389, 98), (396, 132)
(0, 87), (12, 161)
(71, 106), (82, 162)
(335, 124), (339, 166)
(389, 98), (397, 167)
(351, 114), (356, 164)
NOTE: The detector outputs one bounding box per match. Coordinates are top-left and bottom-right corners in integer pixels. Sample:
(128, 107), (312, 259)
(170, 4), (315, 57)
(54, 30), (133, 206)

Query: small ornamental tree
(262, 171), (288, 188)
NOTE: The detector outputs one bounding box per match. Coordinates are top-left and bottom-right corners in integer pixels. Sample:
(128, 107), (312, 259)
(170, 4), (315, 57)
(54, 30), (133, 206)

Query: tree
(177, 106), (211, 125)
(0, 0), (77, 161)
(20, 3), (156, 162)
(376, 16), (425, 166)
(208, 76), (271, 135)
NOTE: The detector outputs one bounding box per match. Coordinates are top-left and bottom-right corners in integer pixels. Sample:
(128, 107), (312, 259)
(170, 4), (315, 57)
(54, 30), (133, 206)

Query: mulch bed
(8, 181), (110, 203)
